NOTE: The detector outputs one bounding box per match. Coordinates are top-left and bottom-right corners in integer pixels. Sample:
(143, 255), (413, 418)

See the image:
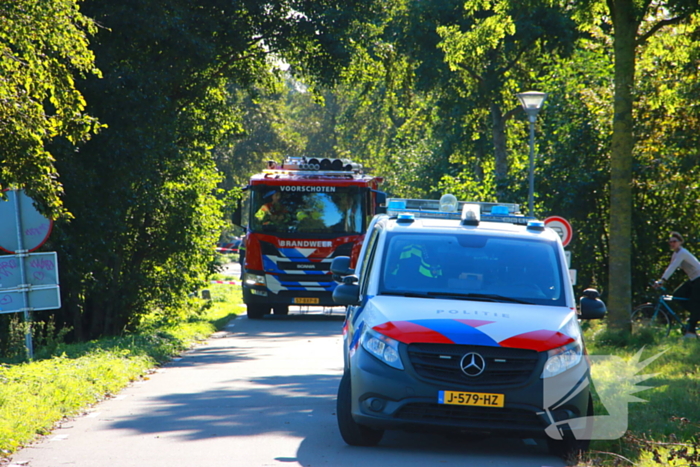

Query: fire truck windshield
(250, 185), (366, 234)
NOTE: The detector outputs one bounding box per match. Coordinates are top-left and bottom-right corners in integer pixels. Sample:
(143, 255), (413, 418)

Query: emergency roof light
(386, 196), (533, 226)
(396, 213), (415, 224)
(263, 156), (363, 175)
(527, 220), (546, 231)
(439, 194), (458, 212)
(461, 204), (481, 226)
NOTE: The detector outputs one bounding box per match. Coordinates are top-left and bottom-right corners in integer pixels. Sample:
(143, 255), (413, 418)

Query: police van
(330, 195), (606, 458)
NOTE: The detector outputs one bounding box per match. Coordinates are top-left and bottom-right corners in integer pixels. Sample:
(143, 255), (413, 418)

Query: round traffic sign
(544, 216), (573, 247)
(0, 190), (53, 253)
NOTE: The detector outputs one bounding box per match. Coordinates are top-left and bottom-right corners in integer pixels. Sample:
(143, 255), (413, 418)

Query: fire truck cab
(236, 157), (384, 319)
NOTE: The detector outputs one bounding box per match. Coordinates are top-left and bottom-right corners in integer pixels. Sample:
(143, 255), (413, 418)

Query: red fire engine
(235, 157), (385, 319)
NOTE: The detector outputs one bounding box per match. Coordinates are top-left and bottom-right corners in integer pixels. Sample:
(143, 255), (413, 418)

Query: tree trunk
(607, 0), (638, 331)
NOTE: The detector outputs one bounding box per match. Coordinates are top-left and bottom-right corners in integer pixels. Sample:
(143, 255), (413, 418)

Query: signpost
(0, 190), (59, 359)
(0, 252), (61, 313)
(0, 190), (53, 253)
(544, 216), (573, 248)
(544, 216), (575, 285)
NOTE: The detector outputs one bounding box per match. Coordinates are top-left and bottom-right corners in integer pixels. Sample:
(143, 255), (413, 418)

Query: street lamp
(516, 91), (547, 216)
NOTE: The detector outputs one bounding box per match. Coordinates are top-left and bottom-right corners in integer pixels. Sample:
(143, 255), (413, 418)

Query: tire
(336, 371), (384, 446)
(273, 305), (289, 316)
(247, 305), (268, 320)
(631, 304), (670, 336)
(546, 394), (593, 460)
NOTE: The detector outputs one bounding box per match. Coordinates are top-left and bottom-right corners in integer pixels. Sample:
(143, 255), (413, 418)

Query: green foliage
(435, 0), (578, 194)
(631, 15), (700, 301)
(0, 0), (101, 217)
(46, 0), (384, 340)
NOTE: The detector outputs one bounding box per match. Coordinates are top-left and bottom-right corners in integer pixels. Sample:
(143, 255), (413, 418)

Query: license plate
(294, 297), (319, 304)
(438, 390), (504, 408)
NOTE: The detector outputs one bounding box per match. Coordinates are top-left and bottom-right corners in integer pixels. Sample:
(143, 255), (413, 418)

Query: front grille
(277, 261), (331, 271)
(274, 273), (334, 285)
(395, 403), (542, 430)
(407, 344), (540, 386)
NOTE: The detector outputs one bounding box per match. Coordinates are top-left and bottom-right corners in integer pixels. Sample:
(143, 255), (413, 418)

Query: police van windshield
(250, 185), (366, 234)
(380, 233), (566, 307)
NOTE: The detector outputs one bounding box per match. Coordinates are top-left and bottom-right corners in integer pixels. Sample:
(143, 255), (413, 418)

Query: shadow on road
(227, 313), (345, 339)
(106, 313), (565, 466)
(109, 373), (340, 440)
(108, 372), (561, 465)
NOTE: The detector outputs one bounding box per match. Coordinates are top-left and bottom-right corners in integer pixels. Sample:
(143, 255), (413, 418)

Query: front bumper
(349, 345), (590, 438)
(242, 282), (337, 307)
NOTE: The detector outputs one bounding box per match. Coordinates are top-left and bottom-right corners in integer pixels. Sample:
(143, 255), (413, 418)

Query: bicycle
(630, 285), (689, 337)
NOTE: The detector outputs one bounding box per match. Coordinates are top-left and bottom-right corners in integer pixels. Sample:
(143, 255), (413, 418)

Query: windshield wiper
(425, 292), (534, 305)
(382, 292), (435, 299)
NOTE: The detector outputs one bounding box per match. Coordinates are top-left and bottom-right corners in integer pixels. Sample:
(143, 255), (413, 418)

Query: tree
(598, 1), (700, 330)
(435, 0), (579, 205)
(49, 0), (387, 339)
(0, 0), (101, 217)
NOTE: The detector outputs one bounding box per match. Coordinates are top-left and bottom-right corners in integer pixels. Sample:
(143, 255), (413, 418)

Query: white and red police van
(331, 196), (606, 458)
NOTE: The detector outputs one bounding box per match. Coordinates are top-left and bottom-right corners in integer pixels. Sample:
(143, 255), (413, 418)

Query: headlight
(361, 328), (404, 370)
(542, 336), (583, 378)
(244, 273), (266, 287)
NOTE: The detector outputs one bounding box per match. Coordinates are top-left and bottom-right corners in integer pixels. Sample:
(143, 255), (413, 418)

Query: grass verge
(0, 283), (243, 459)
(578, 321), (700, 466)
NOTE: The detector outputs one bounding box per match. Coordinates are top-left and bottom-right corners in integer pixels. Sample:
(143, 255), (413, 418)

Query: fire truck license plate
(294, 297), (319, 304)
(438, 391), (504, 407)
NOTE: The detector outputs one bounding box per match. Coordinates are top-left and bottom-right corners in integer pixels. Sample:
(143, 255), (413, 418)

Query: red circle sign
(544, 216), (573, 247)
(0, 190), (54, 253)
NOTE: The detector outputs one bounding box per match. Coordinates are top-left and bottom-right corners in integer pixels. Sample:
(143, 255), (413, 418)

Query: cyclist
(654, 231), (700, 339)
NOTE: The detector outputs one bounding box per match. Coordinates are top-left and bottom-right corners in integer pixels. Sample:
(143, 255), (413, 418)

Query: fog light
(366, 398), (386, 412)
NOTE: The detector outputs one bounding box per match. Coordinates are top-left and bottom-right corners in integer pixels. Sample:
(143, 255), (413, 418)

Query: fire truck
(234, 157), (385, 319)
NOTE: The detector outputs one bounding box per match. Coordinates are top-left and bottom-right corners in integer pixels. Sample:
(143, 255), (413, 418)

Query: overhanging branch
(637, 14), (690, 46)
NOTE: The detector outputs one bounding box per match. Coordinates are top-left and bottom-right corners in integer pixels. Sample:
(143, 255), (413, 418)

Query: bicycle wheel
(631, 304), (671, 336)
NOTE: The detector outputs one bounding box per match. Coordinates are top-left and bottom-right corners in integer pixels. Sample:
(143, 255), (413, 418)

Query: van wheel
(546, 395), (593, 460)
(247, 305), (268, 319)
(337, 371), (384, 446)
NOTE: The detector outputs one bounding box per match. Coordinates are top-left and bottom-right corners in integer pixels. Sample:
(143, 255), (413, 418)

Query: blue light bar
(385, 196), (531, 225)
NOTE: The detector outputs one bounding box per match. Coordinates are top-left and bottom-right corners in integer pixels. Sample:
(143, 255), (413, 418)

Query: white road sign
(544, 216), (573, 247)
(0, 190), (53, 253)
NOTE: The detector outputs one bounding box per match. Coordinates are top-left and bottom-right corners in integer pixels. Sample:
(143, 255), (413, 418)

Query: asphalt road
(10, 312), (567, 467)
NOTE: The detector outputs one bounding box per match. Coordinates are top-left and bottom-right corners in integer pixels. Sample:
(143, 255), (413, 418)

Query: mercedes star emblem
(460, 352), (486, 377)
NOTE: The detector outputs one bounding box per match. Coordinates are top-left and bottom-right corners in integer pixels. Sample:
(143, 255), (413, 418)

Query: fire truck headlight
(244, 273), (266, 287)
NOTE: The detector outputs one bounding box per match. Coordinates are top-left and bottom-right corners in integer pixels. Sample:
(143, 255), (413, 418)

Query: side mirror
(373, 190), (387, 214)
(231, 199), (242, 226)
(333, 277), (360, 305)
(331, 256), (354, 276)
(579, 288), (606, 320)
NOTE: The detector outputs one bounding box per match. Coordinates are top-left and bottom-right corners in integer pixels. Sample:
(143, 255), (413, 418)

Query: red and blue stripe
(373, 319), (573, 352)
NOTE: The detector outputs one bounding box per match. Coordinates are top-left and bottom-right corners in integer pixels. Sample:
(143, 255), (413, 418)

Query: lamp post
(516, 91), (547, 216)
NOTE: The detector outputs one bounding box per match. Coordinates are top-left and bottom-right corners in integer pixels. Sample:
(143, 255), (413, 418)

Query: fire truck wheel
(247, 305), (268, 319)
(273, 306), (289, 316)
